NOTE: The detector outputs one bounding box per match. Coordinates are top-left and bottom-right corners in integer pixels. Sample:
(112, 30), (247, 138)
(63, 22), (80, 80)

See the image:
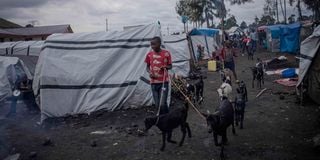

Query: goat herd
(144, 62), (265, 160)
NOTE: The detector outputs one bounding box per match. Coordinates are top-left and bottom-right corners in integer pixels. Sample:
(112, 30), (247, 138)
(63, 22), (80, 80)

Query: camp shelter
(227, 26), (244, 35)
(32, 23), (165, 121)
(297, 26), (320, 105)
(163, 34), (190, 77)
(188, 28), (221, 62)
(266, 23), (301, 53)
(266, 24), (285, 52)
(279, 23), (301, 53)
(0, 41), (43, 75)
(0, 56), (32, 101)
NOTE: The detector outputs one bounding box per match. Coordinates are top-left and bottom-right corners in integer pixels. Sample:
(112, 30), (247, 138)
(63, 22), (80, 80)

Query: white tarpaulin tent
(227, 26), (244, 35)
(0, 56), (32, 101)
(33, 23), (163, 121)
(188, 28), (221, 62)
(0, 41), (43, 76)
(297, 26), (320, 104)
(0, 41), (43, 56)
(163, 34), (190, 77)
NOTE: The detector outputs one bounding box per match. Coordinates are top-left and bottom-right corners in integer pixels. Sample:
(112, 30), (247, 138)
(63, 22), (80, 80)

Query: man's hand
(160, 65), (167, 70)
(160, 64), (172, 70)
(150, 73), (157, 78)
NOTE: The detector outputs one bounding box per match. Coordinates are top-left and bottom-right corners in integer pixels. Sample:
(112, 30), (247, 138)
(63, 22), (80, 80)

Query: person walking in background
(222, 40), (238, 82)
(249, 29), (258, 55)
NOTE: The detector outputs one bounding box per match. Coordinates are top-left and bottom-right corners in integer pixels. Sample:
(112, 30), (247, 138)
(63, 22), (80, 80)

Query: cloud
(0, 0), (48, 9)
(0, 0), (313, 33)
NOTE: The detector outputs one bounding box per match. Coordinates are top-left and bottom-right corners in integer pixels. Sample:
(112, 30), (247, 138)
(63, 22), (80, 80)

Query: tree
(218, 15), (238, 29)
(240, 21), (248, 29)
(259, 15), (276, 25)
(289, 0), (303, 21)
(288, 14), (296, 23)
(229, 0), (253, 5)
(254, 16), (260, 24)
(302, 0), (320, 21)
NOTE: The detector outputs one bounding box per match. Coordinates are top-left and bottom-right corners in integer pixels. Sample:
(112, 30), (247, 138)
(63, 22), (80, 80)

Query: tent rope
(155, 67), (168, 125)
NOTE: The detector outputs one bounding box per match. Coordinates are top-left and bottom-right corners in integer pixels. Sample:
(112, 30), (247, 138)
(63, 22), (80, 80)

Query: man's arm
(165, 51), (172, 70)
(146, 64), (150, 73)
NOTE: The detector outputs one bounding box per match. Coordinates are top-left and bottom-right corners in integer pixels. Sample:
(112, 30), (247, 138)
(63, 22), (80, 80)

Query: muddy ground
(1, 50), (320, 160)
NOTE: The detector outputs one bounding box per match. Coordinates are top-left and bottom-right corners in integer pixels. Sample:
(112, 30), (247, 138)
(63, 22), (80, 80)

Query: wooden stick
(171, 78), (206, 120)
(256, 88), (268, 98)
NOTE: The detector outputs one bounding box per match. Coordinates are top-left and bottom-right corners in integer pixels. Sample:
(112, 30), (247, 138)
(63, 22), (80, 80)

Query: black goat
(144, 102), (191, 151)
(202, 97), (236, 159)
(251, 61), (264, 88)
(186, 76), (204, 105)
(234, 81), (248, 129)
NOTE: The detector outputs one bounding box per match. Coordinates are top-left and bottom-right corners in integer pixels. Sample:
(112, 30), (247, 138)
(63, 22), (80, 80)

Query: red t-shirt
(144, 49), (172, 84)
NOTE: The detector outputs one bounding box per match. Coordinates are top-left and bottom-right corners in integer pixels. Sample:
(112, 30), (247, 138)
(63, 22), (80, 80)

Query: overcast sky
(0, 0), (312, 33)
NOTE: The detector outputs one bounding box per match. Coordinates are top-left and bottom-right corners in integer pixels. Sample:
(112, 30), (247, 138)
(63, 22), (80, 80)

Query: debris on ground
(279, 95), (285, 100)
(313, 134), (320, 148)
(3, 153), (20, 160)
(29, 152), (37, 159)
(42, 137), (53, 146)
(90, 131), (107, 135)
(91, 140), (97, 147)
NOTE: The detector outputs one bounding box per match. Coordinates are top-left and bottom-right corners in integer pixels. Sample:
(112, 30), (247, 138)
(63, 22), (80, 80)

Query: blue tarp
(266, 23), (301, 53)
(189, 28), (219, 37)
(267, 24), (285, 39)
(280, 23), (301, 53)
(282, 68), (297, 78)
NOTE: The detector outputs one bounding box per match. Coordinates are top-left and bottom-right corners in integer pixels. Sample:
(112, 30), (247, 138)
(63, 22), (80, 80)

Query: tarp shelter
(266, 24), (285, 52)
(227, 26), (244, 35)
(188, 28), (221, 61)
(0, 41), (43, 75)
(163, 34), (190, 77)
(279, 23), (301, 53)
(0, 56), (32, 101)
(33, 23), (163, 121)
(266, 23), (301, 53)
(297, 26), (320, 104)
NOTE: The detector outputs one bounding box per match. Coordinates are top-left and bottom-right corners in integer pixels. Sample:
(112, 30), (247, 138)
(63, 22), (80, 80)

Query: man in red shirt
(145, 36), (172, 115)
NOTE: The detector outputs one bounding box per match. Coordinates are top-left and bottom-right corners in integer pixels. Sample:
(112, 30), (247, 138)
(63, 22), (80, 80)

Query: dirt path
(1, 51), (320, 160)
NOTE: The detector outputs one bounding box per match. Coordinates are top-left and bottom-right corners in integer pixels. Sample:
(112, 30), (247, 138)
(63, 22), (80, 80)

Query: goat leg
(252, 77), (255, 88)
(220, 144), (225, 160)
(232, 118), (236, 135)
(222, 130), (229, 145)
(160, 132), (166, 151)
(167, 131), (177, 144)
(240, 110), (244, 129)
(213, 132), (219, 146)
(186, 122), (192, 138)
(179, 125), (187, 146)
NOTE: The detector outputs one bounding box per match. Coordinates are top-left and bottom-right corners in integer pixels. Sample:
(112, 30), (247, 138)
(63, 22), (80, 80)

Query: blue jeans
(7, 95), (18, 116)
(151, 82), (169, 115)
(251, 40), (257, 53)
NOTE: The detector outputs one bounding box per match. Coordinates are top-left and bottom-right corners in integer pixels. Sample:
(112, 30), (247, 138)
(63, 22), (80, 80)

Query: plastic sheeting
(189, 28), (220, 37)
(33, 23), (163, 121)
(0, 41), (44, 56)
(297, 26), (320, 104)
(280, 23), (301, 53)
(0, 56), (32, 101)
(266, 23), (301, 53)
(0, 41), (43, 76)
(163, 34), (190, 77)
(297, 26), (320, 86)
(189, 35), (221, 61)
